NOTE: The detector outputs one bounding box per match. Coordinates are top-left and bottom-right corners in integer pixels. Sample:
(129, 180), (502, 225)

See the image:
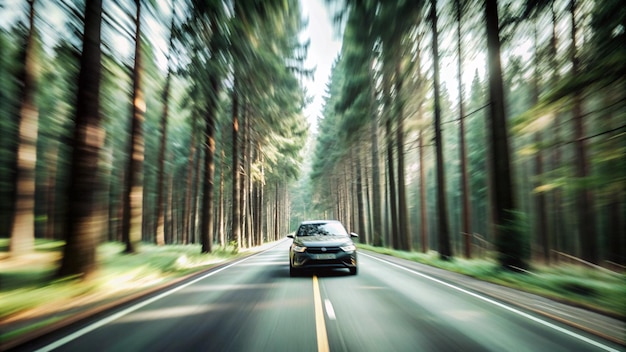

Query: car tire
(349, 266), (357, 275)
(289, 264), (298, 277)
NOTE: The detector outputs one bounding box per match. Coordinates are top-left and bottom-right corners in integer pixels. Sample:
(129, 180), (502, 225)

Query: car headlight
(340, 243), (356, 252)
(292, 244), (307, 253)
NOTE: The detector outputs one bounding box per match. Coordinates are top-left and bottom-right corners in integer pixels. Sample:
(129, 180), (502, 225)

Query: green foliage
(228, 241), (239, 254)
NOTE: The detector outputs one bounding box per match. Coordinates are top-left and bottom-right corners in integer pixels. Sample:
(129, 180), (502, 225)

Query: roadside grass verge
(0, 239), (244, 325)
(359, 244), (626, 319)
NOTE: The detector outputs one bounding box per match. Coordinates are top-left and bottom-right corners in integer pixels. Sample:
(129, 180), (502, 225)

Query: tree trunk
(155, 66), (171, 247)
(218, 150), (225, 246)
(485, 0), (526, 269)
(45, 142), (59, 240)
(201, 75), (220, 253)
(356, 150), (366, 237)
(395, 62), (410, 251)
(10, 0), (38, 256)
(369, 62), (383, 247)
(455, 0), (472, 258)
(363, 152), (372, 244)
(250, 143), (259, 246)
(122, 0), (144, 254)
(231, 82), (241, 250)
(58, 0), (103, 278)
(166, 168), (173, 243)
(344, 160), (352, 229)
(274, 182), (279, 241)
(549, 0), (564, 262)
(383, 76), (399, 249)
(415, 36), (428, 254)
(184, 110), (198, 243)
(257, 149), (265, 244)
(107, 148), (118, 242)
(156, 13), (175, 246)
(431, 0), (452, 260)
(530, 18), (549, 264)
(569, 0), (597, 264)
(240, 106), (250, 248)
(606, 95), (624, 265)
(419, 129), (428, 253)
(115, 171), (125, 242)
(191, 137), (202, 244)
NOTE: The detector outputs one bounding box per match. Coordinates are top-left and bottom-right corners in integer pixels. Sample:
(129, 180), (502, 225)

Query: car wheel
(349, 266), (357, 275)
(289, 263), (298, 277)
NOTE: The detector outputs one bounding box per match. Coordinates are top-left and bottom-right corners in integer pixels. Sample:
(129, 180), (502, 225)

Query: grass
(2, 316), (66, 342)
(359, 244), (626, 319)
(0, 239), (245, 332)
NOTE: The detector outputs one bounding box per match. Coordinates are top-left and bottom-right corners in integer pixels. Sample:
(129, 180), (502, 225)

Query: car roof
(299, 220), (341, 225)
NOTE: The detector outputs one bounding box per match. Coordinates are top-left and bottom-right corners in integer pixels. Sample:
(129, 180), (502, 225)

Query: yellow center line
(313, 275), (330, 352)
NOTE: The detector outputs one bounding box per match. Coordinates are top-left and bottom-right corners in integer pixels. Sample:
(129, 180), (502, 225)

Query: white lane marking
(361, 252), (620, 352)
(324, 299), (336, 320)
(35, 251), (268, 352)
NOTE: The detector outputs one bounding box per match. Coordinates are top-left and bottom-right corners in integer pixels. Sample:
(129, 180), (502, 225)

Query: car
(287, 220), (358, 276)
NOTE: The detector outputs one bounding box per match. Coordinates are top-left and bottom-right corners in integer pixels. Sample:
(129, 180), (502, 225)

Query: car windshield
(297, 222), (348, 237)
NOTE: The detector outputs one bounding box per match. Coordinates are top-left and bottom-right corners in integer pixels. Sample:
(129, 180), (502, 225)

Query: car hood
(294, 236), (352, 247)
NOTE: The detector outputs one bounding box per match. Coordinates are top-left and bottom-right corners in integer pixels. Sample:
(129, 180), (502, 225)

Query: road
(19, 240), (622, 352)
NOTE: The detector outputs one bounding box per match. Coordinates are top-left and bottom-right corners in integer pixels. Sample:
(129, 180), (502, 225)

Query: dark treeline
(305, 0), (625, 269)
(1, 0), (309, 278)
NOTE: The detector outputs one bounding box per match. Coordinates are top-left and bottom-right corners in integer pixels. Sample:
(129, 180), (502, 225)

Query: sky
(299, 0), (343, 130)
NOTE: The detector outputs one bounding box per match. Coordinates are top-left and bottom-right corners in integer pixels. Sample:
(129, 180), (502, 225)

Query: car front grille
(306, 247), (341, 254)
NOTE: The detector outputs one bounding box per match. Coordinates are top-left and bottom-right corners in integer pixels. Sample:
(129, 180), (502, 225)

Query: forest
(1, 0), (309, 277)
(1, 0), (624, 280)
(307, 0), (625, 270)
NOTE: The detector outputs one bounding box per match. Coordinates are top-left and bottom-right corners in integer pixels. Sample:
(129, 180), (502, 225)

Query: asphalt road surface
(19, 240), (622, 352)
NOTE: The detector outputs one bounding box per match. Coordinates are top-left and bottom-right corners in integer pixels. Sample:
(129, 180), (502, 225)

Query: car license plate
(315, 254), (336, 260)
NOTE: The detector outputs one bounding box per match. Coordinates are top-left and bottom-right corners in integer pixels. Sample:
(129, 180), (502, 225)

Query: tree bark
(122, 0), (144, 254)
(455, 0), (472, 258)
(414, 36), (428, 254)
(10, 0), (38, 256)
(45, 142), (59, 240)
(431, 0), (452, 260)
(485, 0), (526, 269)
(218, 150), (225, 246)
(419, 129), (428, 253)
(274, 182), (279, 241)
(58, 0), (103, 278)
(530, 18), (549, 263)
(155, 13), (176, 246)
(155, 68), (171, 247)
(369, 61), (383, 247)
(184, 110), (198, 243)
(394, 67), (410, 251)
(548, 0), (564, 262)
(569, 0), (597, 264)
(201, 75), (220, 253)
(383, 74), (399, 249)
(355, 150), (366, 237)
(231, 81), (241, 250)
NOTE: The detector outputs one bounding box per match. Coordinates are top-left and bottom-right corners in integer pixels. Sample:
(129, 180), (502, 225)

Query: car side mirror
(350, 232), (359, 238)
(287, 234), (294, 239)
